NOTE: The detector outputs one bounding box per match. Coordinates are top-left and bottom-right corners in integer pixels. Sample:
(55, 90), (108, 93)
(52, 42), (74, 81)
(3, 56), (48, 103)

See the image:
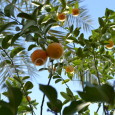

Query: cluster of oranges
(31, 43), (63, 66)
(57, 8), (80, 21)
(30, 42), (74, 73)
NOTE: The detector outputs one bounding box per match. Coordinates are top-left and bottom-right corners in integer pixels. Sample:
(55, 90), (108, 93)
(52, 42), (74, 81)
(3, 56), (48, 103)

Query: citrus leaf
(2, 35), (13, 49)
(24, 81), (33, 91)
(28, 44), (37, 51)
(0, 22), (17, 33)
(8, 87), (23, 108)
(4, 3), (15, 17)
(0, 101), (13, 115)
(78, 83), (114, 105)
(17, 13), (34, 20)
(63, 101), (90, 115)
(39, 84), (57, 103)
(11, 33), (20, 45)
(10, 47), (24, 58)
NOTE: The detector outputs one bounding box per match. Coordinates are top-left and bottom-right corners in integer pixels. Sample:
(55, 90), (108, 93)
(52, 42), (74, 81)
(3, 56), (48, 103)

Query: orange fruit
(106, 41), (114, 49)
(57, 13), (66, 21)
(46, 43), (63, 59)
(72, 8), (80, 16)
(27, 96), (31, 101)
(31, 49), (48, 66)
(65, 65), (74, 73)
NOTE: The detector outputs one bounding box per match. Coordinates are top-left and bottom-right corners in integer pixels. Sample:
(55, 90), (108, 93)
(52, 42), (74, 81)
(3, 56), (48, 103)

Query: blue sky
(28, 0), (115, 115)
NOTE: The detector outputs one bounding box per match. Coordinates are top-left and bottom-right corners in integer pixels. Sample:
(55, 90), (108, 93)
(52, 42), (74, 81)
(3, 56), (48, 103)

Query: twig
(93, 49), (101, 85)
(0, 47), (35, 115)
(40, 60), (54, 115)
(96, 103), (101, 113)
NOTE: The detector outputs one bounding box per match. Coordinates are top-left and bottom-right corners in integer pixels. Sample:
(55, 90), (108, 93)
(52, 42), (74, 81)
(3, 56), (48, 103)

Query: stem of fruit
(0, 47), (35, 115)
(40, 59), (54, 115)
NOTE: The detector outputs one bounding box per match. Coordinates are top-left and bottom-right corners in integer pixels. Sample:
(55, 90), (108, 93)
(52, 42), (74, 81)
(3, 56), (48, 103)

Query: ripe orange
(27, 96), (31, 101)
(65, 65), (74, 73)
(72, 8), (80, 16)
(31, 49), (48, 66)
(106, 41), (114, 49)
(46, 43), (63, 59)
(57, 13), (66, 21)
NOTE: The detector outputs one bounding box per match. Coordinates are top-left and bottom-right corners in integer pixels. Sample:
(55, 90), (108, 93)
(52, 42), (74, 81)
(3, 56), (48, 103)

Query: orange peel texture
(57, 13), (66, 21)
(46, 43), (63, 59)
(65, 65), (74, 73)
(72, 8), (80, 16)
(27, 96), (31, 101)
(31, 49), (48, 66)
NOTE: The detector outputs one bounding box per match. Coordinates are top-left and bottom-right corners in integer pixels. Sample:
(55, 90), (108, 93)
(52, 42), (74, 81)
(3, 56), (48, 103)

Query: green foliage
(78, 83), (115, 106)
(39, 84), (57, 103)
(63, 100), (90, 115)
(0, 0), (115, 114)
(0, 86), (23, 115)
(10, 47), (24, 58)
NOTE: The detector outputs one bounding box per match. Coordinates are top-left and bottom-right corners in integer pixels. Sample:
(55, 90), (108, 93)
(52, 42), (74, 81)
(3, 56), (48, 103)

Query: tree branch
(40, 59), (54, 115)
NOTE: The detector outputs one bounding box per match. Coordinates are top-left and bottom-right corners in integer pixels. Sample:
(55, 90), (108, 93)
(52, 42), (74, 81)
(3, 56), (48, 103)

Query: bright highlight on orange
(57, 13), (66, 21)
(72, 8), (80, 16)
(46, 43), (63, 59)
(31, 49), (48, 66)
(106, 41), (114, 49)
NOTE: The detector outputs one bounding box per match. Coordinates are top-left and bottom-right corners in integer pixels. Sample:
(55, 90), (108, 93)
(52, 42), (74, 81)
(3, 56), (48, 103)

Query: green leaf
(76, 48), (83, 57)
(98, 18), (104, 27)
(17, 13), (34, 20)
(60, 0), (66, 9)
(47, 36), (59, 42)
(78, 83), (114, 105)
(0, 22), (17, 33)
(28, 44), (37, 51)
(0, 101), (13, 115)
(38, 15), (46, 25)
(10, 47), (24, 58)
(13, 76), (21, 83)
(66, 88), (73, 97)
(94, 112), (98, 115)
(21, 20), (36, 34)
(39, 84), (57, 103)
(8, 87), (23, 108)
(24, 81), (33, 91)
(60, 92), (70, 100)
(12, 0), (17, 4)
(63, 99), (70, 105)
(4, 4), (15, 17)
(47, 99), (62, 112)
(67, 36), (78, 43)
(11, 33), (20, 45)
(55, 79), (62, 83)
(2, 35), (13, 49)
(63, 101), (90, 115)
(31, 1), (43, 6)
(62, 79), (70, 84)
(73, 28), (80, 37)
(22, 76), (30, 81)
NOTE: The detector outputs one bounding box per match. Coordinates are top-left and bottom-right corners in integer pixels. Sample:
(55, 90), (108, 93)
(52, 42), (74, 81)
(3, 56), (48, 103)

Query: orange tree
(0, 0), (115, 115)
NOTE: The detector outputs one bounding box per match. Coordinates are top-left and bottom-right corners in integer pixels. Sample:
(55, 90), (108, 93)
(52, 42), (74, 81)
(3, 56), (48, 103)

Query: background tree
(0, 0), (115, 115)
